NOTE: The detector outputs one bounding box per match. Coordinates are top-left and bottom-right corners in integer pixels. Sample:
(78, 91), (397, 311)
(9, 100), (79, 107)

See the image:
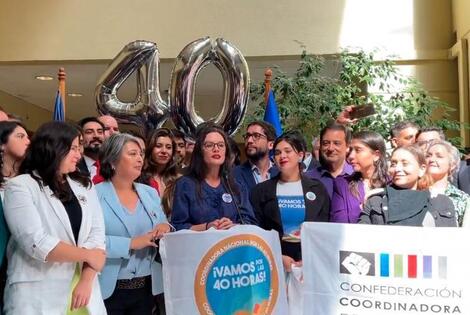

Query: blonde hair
(426, 140), (461, 178)
(391, 145), (433, 190)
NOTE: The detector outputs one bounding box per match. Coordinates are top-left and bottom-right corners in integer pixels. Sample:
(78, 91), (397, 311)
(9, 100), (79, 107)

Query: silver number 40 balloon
(95, 37), (250, 136)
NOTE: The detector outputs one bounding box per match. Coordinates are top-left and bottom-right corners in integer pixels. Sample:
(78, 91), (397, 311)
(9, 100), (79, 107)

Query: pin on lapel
(305, 191), (316, 201)
(77, 194), (87, 204)
(222, 193), (233, 203)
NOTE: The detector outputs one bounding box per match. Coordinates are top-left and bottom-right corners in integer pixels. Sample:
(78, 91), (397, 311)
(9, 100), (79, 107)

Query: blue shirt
(251, 161), (275, 184)
(234, 161), (280, 196)
(117, 199), (153, 279)
(171, 176), (258, 230)
(276, 180), (305, 236)
(305, 162), (354, 199)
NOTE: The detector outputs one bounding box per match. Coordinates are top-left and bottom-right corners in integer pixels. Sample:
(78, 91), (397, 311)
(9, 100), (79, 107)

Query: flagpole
(264, 68), (272, 104)
(58, 67), (66, 115)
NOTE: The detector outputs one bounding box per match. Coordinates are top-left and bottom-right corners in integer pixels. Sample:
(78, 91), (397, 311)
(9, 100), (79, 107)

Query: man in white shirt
(78, 117), (105, 179)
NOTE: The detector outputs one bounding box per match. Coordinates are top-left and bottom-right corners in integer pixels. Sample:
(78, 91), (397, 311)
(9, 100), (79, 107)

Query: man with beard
(171, 129), (187, 166)
(182, 136), (195, 168)
(234, 121), (279, 194)
(305, 121), (353, 199)
(77, 117), (105, 182)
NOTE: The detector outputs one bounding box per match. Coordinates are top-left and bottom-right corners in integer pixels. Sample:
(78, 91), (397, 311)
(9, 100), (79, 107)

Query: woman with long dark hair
(141, 128), (181, 217)
(0, 121), (30, 197)
(330, 131), (388, 223)
(3, 121), (106, 314)
(0, 121), (30, 312)
(171, 125), (256, 231)
(360, 145), (456, 226)
(251, 131), (330, 272)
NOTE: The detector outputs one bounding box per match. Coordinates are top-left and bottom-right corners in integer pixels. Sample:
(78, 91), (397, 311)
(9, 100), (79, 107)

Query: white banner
(301, 222), (470, 315)
(160, 225), (288, 315)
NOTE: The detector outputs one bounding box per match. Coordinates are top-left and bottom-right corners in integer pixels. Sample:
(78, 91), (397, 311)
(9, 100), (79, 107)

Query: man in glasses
(415, 126), (445, 149)
(234, 121), (279, 194)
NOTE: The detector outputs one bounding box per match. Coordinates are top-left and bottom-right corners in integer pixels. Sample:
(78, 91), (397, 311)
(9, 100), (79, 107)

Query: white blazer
(2, 174), (107, 315)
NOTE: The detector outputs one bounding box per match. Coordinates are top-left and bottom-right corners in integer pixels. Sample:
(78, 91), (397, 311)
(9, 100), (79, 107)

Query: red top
(147, 177), (161, 196)
(92, 160), (105, 185)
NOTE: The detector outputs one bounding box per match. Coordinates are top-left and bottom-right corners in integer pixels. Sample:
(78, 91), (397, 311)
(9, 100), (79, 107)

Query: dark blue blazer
(171, 175), (257, 230)
(234, 161), (279, 195)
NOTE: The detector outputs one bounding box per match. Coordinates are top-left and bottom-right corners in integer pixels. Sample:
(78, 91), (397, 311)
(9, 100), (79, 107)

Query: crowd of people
(0, 108), (468, 314)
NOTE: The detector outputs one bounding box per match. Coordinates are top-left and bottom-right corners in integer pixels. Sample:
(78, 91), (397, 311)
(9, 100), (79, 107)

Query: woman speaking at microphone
(250, 131), (330, 272)
(171, 124), (257, 231)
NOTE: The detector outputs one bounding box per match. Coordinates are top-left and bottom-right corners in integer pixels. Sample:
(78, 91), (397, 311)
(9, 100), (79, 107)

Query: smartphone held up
(349, 103), (376, 120)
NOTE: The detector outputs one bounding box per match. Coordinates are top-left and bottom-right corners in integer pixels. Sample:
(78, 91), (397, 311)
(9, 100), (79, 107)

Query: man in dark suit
(234, 121), (279, 194)
(77, 117), (105, 182)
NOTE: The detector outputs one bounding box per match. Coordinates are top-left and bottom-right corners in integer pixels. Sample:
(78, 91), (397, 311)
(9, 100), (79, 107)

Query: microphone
(221, 168), (246, 225)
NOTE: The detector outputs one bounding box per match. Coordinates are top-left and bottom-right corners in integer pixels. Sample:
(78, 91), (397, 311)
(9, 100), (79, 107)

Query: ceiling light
(68, 93), (83, 97)
(35, 75), (53, 81)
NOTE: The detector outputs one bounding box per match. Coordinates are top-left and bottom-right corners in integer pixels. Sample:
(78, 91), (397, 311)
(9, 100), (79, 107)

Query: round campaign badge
(305, 191), (316, 201)
(222, 193), (233, 203)
(194, 234), (279, 315)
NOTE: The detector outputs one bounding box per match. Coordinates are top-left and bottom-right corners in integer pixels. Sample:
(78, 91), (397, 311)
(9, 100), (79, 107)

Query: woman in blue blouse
(95, 133), (171, 314)
(171, 125), (257, 231)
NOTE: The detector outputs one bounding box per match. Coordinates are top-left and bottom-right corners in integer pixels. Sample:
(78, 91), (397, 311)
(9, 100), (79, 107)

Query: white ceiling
(0, 57), (302, 124)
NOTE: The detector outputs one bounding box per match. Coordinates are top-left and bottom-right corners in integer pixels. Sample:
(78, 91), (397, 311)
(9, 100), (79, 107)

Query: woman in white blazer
(3, 122), (107, 315)
(95, 133), (171, 315)
(0, 120), (30, 312)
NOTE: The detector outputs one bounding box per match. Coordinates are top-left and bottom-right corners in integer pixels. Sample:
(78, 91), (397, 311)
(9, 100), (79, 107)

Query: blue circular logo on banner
(194, 234), (279, 315)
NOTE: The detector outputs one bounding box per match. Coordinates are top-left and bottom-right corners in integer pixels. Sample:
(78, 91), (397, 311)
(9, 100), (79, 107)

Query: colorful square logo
(339, 251), (447, 279)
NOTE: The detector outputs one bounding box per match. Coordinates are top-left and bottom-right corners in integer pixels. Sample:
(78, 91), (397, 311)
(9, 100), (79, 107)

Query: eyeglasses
(203, 142), (226, 150)
(242, 132), (267, 141)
